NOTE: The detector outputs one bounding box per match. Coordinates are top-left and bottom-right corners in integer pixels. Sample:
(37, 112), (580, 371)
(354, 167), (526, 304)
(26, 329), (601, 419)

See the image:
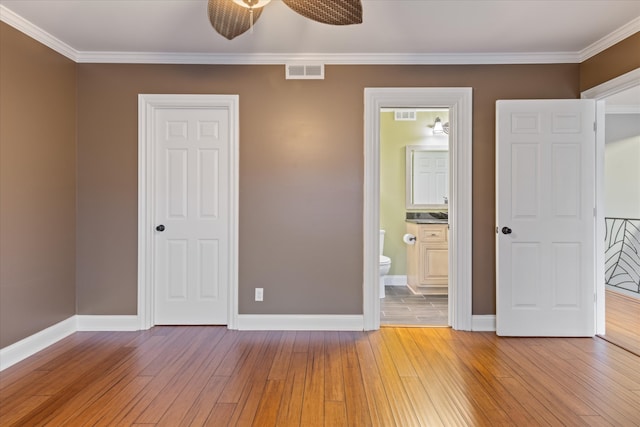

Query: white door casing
(364, 88), (473, 331)
(496, 99), (596, 336)
(138, 94), (239, 329)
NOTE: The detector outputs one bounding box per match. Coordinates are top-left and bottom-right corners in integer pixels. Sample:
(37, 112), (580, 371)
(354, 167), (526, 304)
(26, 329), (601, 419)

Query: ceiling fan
(207, 0), (363, 40)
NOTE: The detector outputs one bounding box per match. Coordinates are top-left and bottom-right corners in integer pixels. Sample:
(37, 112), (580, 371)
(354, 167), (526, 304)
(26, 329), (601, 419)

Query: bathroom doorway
(362, 87), (473, 331)
(379, 108), (450, 326)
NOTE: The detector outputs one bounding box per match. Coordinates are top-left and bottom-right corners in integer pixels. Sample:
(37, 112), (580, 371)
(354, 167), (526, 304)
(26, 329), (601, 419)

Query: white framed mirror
(406, 144), (449, 209)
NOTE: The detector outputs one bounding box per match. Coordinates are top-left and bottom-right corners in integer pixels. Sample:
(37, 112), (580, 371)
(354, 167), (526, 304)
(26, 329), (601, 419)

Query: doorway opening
(582, 68), (640, 353)
(363, 88), (473, 331)
(379, 107), (450, 326)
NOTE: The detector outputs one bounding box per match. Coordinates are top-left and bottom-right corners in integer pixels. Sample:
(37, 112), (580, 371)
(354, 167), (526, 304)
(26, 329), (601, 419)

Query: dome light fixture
(231, 0), (271, 8)
(230, 0), (271, 30)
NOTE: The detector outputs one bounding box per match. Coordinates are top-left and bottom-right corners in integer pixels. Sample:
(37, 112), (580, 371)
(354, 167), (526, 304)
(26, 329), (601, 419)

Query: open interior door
(496, 99), (596, 336)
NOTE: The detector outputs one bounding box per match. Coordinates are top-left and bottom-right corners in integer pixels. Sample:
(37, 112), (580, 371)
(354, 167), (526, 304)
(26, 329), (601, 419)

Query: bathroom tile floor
(380, 285), (449, 327)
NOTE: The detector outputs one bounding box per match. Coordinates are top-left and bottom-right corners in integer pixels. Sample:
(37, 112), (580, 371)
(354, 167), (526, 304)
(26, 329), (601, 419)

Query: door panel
(167, 149), (188, 218)
(496, 99), (596, 336)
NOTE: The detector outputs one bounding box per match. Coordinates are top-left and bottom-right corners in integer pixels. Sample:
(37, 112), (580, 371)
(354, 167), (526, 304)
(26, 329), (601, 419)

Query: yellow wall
(380, 110), (449, 275)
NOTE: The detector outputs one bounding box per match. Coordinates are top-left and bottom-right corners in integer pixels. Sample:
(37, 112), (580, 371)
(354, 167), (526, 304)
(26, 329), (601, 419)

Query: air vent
(394, 110), (417, 121)
(286, 63), (325, 80)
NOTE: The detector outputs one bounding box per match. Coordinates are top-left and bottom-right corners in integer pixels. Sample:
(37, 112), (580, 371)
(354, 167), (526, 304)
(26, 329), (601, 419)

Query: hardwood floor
(1, 327), (640, 426)
(604, 289), (640, 356)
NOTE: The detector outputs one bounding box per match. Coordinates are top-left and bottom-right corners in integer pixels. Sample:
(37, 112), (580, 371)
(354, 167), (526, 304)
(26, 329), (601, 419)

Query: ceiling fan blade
(282, 0), (363, 26)
(207, 0), (264, 40)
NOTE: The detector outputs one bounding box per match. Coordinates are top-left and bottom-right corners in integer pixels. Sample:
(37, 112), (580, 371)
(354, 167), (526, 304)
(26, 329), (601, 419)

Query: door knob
(501, 226), (512, 235)
(156, 224), (165, 232)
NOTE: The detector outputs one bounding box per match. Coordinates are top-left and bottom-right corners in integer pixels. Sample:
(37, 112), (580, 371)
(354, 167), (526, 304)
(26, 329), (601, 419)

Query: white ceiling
(1, 0), (639, 64)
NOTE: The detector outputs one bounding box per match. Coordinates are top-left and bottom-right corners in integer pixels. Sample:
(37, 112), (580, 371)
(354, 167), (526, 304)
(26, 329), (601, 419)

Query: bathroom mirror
(406, 144), (449, 209)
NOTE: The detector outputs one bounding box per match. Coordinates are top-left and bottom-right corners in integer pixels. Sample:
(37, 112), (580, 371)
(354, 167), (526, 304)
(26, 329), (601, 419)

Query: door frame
(363, 88), (473, 330)
(137, 94), (239, 330)
(581, 67), (640, 335)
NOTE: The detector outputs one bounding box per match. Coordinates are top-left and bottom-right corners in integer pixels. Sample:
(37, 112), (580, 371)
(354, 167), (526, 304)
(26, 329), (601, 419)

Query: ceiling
(1, 0), (639, 64)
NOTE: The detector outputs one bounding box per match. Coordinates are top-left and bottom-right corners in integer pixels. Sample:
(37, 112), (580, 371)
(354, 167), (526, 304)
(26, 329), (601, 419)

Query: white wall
(605, 114), (640, 219)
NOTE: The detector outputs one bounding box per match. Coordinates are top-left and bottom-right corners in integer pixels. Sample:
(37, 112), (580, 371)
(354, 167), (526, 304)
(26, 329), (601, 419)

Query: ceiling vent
(394, 110), (417, 121)
(286, 63), (325, 80)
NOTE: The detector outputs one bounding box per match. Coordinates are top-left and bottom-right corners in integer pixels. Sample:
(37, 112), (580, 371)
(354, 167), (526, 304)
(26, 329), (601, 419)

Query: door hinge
(593, 121), (597, 132)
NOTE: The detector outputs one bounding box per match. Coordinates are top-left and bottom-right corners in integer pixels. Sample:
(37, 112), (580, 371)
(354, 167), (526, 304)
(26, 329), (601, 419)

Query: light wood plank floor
(604, 289), (640, 356)
(1, 327), (640, 426)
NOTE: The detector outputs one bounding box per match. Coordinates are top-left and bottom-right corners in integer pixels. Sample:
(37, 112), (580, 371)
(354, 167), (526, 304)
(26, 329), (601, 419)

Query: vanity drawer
(419, 225), (448, 243)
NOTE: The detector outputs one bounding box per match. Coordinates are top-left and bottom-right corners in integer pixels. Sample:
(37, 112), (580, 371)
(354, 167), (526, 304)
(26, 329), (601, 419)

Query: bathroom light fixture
(433, 117), (445, 134)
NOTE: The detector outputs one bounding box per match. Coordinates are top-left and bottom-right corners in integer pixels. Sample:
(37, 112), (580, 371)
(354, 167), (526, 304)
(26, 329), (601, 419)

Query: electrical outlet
(255, 288), (264, 302)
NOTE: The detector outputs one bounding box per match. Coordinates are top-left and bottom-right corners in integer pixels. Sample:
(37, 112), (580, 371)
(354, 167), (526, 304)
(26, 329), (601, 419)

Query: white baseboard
(0, 316), (77, 371)
(76, 315), (140, 331)
(236, 315), (364, 331)
(384, 275), (407, 286)
(2, 312), (492, 370)
(1, 315), (142, 371)
(472, 315), (496, 332)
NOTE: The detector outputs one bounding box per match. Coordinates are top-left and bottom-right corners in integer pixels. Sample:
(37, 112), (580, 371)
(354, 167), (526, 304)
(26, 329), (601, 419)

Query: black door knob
(501, 226), (512, 235)
(156, 224), (165, 232)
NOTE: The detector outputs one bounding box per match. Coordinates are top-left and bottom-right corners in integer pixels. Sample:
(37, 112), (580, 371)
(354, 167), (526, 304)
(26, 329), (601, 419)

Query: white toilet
(379, 230), (391, 298)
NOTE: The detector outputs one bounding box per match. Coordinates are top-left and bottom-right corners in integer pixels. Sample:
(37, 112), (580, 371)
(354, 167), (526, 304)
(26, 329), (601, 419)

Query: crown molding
(0, 5), (78, 61)
(0, 4), (635, 66)
(579, 16), (640, 62)
(75, 51), (581, 65)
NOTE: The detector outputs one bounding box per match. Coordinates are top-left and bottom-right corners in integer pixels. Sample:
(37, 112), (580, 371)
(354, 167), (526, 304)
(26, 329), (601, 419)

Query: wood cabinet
(406, 222), (449, 295)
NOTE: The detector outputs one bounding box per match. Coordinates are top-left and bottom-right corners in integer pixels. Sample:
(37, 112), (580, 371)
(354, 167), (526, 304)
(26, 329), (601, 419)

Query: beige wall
(0, 23), (77, 348)
(2, 23), (638, 349)
(75, 63), (580, 317)
(580, 32), (640, 92)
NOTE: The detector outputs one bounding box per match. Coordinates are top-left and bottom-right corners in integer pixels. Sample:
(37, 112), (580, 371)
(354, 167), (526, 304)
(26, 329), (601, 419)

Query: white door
(496, 100), (596, 336)
(154, 106), (230, 324)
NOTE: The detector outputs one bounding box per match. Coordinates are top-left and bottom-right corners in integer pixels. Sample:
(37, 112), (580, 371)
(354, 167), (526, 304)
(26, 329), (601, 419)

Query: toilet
(379, 230), (391, 298)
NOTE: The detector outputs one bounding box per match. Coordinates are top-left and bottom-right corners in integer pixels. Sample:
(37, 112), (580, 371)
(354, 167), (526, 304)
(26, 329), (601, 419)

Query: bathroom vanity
(406, 221), (449, 295)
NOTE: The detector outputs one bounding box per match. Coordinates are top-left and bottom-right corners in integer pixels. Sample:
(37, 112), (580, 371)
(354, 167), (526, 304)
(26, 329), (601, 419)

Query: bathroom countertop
(405, 212), (448, 223)
(405, 219), (449, 224)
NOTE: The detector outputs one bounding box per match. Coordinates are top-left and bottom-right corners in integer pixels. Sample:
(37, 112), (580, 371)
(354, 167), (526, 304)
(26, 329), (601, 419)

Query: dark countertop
(405, 212), (448, 224)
